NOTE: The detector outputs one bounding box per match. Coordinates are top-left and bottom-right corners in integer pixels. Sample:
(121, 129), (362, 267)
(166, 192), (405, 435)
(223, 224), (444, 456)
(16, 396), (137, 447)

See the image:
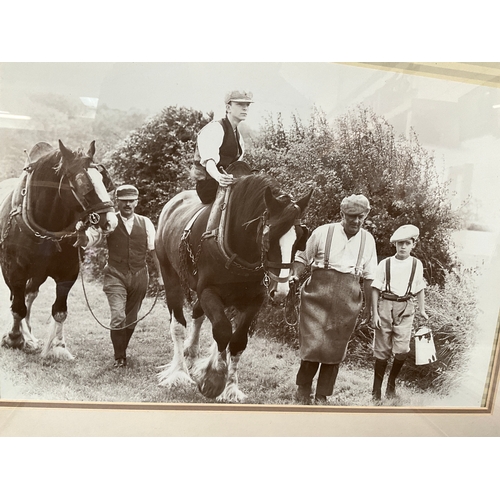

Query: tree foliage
(247, 105), (460, 286)
(103, 106), (212, 223)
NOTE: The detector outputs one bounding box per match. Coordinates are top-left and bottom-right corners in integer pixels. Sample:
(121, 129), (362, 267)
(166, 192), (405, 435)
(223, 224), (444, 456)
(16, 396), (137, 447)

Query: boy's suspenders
(384, 257), (417, 299)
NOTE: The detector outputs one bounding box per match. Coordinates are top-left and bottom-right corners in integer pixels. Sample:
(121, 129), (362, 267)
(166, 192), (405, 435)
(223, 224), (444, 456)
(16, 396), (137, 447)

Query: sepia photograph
(0, 62), (500, 433)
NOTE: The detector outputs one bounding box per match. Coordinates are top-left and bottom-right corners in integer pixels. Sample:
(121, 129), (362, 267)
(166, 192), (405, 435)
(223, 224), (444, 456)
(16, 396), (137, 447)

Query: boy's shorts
(373, 298), (415, 360)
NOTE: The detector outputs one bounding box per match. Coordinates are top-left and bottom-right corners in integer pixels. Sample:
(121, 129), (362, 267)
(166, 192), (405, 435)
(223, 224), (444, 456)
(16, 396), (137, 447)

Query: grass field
(0, 272), (461, 409)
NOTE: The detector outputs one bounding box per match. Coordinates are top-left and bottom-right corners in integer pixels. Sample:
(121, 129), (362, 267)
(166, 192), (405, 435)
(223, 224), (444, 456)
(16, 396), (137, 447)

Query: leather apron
(299, 225), (366, 364)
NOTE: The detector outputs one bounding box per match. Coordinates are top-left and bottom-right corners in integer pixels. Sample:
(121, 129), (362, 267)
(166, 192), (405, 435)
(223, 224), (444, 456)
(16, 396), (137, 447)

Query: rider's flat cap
(390, 224), (420, 243)
(225, 90), (254, 104)
(340, 194), (371, 215)
(116, 184), (139, 200)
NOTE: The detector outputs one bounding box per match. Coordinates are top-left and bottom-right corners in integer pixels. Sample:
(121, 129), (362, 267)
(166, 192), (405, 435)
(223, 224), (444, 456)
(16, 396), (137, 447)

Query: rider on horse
(191, 90), (254, 204)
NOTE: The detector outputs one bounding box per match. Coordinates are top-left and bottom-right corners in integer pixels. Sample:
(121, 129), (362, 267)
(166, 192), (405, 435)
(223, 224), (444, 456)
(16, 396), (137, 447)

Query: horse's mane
(230, 173), (282, 221)
(29, 147), (91, 178)
(29, 149), (61, 177)
(227, 173), (300, 258)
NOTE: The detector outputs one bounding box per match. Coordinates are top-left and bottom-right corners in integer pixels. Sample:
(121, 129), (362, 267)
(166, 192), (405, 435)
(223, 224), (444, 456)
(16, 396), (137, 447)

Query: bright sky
(0, 62), (484, 130)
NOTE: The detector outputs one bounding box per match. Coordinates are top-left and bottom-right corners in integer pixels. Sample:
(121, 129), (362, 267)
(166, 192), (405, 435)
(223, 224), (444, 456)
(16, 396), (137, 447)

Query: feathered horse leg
(184, 314), (204, 367)
(41, 312), (74, 360)
(217, 352), (246, 403)
(158, 316), (195, 387)
(22, 289), (40, 349)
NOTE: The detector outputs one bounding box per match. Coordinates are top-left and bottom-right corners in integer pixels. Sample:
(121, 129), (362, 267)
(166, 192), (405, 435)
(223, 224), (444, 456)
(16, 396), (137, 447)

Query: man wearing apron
(291, 194), (378, 404)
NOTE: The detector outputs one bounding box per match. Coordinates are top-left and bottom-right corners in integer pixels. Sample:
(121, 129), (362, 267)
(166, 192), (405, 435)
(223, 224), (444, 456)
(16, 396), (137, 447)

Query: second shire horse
(0, 140), (118, 360)
(155, 169), (312, 402)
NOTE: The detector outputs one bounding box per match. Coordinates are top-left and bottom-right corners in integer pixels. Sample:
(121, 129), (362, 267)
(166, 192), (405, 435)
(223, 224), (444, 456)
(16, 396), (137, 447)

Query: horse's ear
(264, 187), (282, 214)
(296, 188), (314, 214)
(87, 140), (96, 159)
(58, 140), (74, 160)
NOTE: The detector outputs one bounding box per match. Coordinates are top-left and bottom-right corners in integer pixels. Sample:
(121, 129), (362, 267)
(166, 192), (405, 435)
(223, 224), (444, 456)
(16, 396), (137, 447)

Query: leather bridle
(256, 207), (306, 290)
(20, 162), (114, 242)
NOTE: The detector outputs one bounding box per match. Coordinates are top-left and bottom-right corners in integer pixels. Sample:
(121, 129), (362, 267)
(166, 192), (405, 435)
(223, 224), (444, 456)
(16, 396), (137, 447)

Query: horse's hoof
(157, 367), (194, 388)
(41, 346), (75, 361)
(192, 360), (228, 399)
(216, 386), (247, 403)
(1, 333), (25, 350)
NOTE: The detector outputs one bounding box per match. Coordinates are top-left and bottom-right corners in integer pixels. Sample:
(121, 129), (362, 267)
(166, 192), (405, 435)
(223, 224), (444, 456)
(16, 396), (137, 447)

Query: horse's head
(57, 140), (118, 234)
(261, 186), (313, 304)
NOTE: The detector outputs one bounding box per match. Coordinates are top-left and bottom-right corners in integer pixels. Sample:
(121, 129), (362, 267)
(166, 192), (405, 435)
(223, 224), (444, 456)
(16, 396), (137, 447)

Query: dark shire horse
(0, 140), (118, 360)
(155, 168), (312, 402)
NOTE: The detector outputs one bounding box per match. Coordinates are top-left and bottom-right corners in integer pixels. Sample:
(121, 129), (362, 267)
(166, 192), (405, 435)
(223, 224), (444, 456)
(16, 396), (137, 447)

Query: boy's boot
(372, 359), (388, 401)
(386, 356), (407, 397)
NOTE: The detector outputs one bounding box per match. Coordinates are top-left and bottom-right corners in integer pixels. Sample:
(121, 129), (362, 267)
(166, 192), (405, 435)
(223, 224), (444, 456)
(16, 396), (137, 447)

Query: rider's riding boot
(372, 359), (388, 401)
(386, 356), (406, 397)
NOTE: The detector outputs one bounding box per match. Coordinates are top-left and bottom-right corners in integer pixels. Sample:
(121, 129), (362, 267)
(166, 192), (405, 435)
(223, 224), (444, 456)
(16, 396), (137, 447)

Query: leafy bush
(102, 106), (212, 223)
(247, 105), (460, 286)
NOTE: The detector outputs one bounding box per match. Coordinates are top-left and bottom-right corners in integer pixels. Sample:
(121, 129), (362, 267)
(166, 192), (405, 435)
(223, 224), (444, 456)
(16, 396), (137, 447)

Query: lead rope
(78, 246), (161, 330)
(284, 277), (301, 326)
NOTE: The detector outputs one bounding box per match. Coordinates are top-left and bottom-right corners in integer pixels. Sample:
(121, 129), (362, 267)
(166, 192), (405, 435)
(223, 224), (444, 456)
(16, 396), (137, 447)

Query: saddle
(183, 161), (259, 275)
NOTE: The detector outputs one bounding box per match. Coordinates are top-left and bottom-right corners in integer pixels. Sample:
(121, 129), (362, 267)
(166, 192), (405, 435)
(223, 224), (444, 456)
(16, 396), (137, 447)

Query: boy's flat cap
(390, 224), (420, 243)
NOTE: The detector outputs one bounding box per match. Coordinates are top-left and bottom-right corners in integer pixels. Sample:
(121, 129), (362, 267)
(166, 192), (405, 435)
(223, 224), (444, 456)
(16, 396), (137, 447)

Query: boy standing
(371, 224), (428, 401)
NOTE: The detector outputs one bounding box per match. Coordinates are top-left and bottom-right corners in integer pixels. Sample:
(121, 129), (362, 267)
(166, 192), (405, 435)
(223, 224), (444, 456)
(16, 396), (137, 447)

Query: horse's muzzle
(102, 211), (118, 234)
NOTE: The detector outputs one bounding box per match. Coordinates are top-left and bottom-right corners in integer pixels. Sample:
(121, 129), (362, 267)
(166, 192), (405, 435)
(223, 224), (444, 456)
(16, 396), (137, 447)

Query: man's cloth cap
(390, 224), (420, 243)
(340, 194), (371, 215)
(116, 184), (139, 200)
(225, 90), (254, 104)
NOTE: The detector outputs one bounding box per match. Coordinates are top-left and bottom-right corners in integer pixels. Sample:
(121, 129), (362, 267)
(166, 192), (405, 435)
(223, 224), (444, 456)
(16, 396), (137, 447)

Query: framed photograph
(1, 62), (499, 437)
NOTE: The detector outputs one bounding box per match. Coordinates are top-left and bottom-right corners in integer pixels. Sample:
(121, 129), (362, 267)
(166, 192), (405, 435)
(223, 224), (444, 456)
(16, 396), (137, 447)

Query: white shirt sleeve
(197, 121), (225, 167)
(361, 232), (378, 280)
(371, 259), (386, 291)
(145, 217), (156, 251)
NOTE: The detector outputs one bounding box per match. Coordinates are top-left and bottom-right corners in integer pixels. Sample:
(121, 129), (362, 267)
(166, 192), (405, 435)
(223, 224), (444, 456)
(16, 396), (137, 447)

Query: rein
(78, 247), (161, 330)
(284, 277), (301, 326)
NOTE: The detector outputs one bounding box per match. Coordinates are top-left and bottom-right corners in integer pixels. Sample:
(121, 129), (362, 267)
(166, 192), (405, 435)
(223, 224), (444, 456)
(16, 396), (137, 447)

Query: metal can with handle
(414, 326), (437, 365)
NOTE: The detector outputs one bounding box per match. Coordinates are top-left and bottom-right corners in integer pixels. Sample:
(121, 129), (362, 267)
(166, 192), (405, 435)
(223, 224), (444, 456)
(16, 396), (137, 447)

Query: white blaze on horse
(155, 163), (311, 402)
(0, 140), (118, 360)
